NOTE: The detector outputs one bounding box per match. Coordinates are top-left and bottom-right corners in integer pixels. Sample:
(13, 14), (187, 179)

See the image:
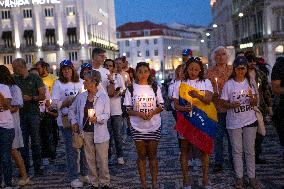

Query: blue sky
(115, 0), (212, 27)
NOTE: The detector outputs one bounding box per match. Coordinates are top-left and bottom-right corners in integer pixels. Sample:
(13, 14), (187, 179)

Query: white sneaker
(117, 157), (125, 165)
(71, 179), (83, 188)
(183, 186), (192, 189)
(80, 175), (90, 184)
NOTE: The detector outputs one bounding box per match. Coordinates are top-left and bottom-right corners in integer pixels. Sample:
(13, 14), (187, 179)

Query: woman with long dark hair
(0, 65), (29, 186)
(51, 60), (88, 188)
(124, 62), (164, 189)
(221, 56), (259, 189)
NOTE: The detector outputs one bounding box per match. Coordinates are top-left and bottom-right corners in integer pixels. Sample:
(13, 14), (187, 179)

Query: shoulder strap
(127, 85), (134, 98)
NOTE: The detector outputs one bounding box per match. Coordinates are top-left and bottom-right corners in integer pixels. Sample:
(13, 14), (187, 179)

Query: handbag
(253, 106), (266, 136)
(72, 132), (84, 149)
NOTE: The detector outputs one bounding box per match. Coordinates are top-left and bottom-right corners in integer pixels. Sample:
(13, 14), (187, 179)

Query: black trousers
(273, 102), (284, 148)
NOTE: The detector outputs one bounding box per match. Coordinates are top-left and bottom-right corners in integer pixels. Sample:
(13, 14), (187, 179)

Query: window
(144, 30), (150, 36)
(125, 40), (130, 47)
(137, 51), (142, 57)
(1, 10), (11, 19)
(116, 32), (120, 38)
(25, 54), (34, 64)
(67, 28), (77, 44)
(2, 31), (13, 47)
(69, 51), (78, 61)
(136, 40), (141, 47)
(277, 16), (284, 32)
(126, 52), (130, 57)
(154, 39), (158, 45)
(154, 50), (158, 56)
(45, 29), (56, 45)
(66, 5), (76, 16)
(145, 39), (149, 45)
(45, 7), (54, 17)
(145, 50), (150, 57)
(3, 55), (13, 65)
(23, 9), (32, 18)
(23, 30), (34, 46)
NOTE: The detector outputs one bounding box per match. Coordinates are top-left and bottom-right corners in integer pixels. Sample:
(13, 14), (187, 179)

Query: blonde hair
(211, 46), (229, 65)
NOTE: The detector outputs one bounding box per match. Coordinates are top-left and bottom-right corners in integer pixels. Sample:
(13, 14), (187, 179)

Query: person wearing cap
(245, 51), (272, 164)
(79, 63), (93, 86)
(220, 56), (260, 189)
(12, 58), (46, 176)
(205, 46), (233, 173)
(51, 59), (88, 188)
(182, 49), (193, 64)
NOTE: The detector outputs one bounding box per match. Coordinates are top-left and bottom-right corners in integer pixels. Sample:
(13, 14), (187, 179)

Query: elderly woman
(69, 70), (111, 189)
(205, 46), (233, 173)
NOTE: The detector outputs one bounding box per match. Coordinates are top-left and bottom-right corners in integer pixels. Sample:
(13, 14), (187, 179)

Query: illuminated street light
(238, 12), (244, 17)
(206, 32), (210, 37)
(129, 39), (132, 41)
(122, 52), (126, 56)
(201, 39), (205, 43)
(167, 46), (171, 50)
(212, 24), (218, 28)
(97, 21), (103, 26)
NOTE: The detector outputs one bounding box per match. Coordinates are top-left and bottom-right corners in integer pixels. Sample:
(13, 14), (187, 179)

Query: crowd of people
(0, 46), (283, 189)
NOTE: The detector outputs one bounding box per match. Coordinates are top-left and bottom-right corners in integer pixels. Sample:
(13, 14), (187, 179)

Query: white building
(116, 21), (205, 78)
(0, 0), (118, 71)
(232, 0), (284, 67)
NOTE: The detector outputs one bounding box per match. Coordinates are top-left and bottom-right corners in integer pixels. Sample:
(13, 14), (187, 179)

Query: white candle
(257, 83), (260, 89)
(81, 86), (86, 93)
(215, 77), (219, 94)
(88, 109), (95, 125)
(189, 99), (193, 117)
(240, 90), (244, 95)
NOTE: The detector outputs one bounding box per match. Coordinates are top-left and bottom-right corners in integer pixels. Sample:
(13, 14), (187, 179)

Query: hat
(233, 56), (248, 68)
(182, 49), (193, 57)
(81, 63), (92, 70)
(60, 59), (73, 68)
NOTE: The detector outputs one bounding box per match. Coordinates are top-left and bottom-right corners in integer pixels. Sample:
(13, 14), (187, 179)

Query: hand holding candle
(215, 77), (219, 94)
(189, 98), (193, 117)
(88, 108), (96, 125)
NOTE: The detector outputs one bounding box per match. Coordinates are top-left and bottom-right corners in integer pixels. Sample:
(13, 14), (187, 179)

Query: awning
(1, 31), (12, 39)
(23, 30), (33, 38)
(67, 27), (76, 35)
(45, 29), (55, 37)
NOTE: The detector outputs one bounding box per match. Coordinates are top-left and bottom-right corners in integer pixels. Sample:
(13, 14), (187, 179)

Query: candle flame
(88, 109), (95, 118)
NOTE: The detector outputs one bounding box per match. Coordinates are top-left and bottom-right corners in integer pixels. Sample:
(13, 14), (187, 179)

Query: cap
(182, 49), (193, 57)
(81, 63), (92, 70)
(233, 56), (248, 68)
(60, 59), (73, 68)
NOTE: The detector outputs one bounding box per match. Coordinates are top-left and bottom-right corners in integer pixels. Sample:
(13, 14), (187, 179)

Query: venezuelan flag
(175, 83), (218, 154)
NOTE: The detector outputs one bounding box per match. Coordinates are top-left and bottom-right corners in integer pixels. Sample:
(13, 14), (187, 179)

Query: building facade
(116, 21), (205, 78)
(0, 0), (118, 70)
(232, 0), (284, 67)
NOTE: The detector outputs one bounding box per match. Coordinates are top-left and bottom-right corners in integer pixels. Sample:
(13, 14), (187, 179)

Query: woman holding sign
(69, 70), (111, 189)
(220, 56), (259, 189)
(124, 62), (164, 189)
(173, 57), (216, 189)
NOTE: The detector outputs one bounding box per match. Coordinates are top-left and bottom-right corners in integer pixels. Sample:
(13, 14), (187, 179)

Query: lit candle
(81, 86), (86, 93)
(88, 109), (95, 125)
(189, 98), (193, 117)
(257, 83), (260, 89)
(215, 77), (219, 94)
(52, 65), (57, 75)
(240, 90), (244, 95)
(49, 99), (52, 104)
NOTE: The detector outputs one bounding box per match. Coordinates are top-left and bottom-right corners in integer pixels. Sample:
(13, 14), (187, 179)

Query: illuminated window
(66, 6), (76, 16)
(69, 51), (78, 61)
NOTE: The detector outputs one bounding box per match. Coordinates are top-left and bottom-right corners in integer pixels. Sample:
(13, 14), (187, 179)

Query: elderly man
(206, 46), (233, 173)
(12, 58), (46, 176)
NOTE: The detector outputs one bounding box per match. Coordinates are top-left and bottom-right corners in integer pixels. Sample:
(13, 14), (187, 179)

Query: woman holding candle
(173, 57), (214, 189)
(51, 60), (88, 188)
(205, 46), (233, 173)
(123, 62), (164, 189)
(69, 70), (111, 189)
(220, 56), (260, 189)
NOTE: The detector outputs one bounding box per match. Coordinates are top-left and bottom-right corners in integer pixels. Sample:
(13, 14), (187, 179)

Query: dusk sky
(115, 0), (212, 27)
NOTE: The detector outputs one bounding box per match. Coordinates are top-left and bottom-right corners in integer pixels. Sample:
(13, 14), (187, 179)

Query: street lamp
(212, 24), (218, 28)
(206, 33), (211, 37)
(167, 46), (171, 50)
(238, 12), (244, 17)
(201, 39), (205, 43)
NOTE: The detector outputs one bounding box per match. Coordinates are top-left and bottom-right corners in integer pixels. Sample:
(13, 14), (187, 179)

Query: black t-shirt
(83, 99), (94, 132)
(271, 61), (284, 99)
(14, 73), (44, 114)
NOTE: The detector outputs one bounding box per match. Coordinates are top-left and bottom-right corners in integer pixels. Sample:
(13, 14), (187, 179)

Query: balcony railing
(0, 45), (15, 53)
(272, 31), (284, 38)
(42, 43), (59, 51)
(20, 44), (37, 52)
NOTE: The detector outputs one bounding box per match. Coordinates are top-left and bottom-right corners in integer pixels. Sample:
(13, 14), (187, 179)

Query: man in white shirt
(91, 48), (115, 94)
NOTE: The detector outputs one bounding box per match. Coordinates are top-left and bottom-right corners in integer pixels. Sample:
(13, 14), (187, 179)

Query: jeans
(19, 112), (42, 173)
(0, 128), (15, 187)
(228, 125), (257, 178)
(60, 127), (88, 181)
(214, 113), (233, 166)
(107, 115), (124, 158)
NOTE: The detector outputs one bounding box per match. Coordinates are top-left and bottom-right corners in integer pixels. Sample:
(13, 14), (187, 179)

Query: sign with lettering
(0, 0), (61, 8)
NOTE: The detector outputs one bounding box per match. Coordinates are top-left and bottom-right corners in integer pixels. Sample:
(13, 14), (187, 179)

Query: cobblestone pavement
(16, 111), (284, 189)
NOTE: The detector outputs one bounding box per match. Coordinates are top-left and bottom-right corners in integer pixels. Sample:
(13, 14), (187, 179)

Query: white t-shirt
(123, 83), (164, 132)
(93, 67), (110, 94)
(52, 80), (83, 126)
(0, 84), (14, 129)
(173, 79), (214, 100)
(221, 79), (257, 129)
(110, 73), (126, 116)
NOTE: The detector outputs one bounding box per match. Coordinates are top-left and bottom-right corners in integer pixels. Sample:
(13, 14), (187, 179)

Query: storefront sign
(0, 0), (61, 7)
(240, 42), (253, 49)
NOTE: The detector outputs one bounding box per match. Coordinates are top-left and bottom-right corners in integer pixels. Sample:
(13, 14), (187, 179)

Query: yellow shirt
(42, 74), (58, 94)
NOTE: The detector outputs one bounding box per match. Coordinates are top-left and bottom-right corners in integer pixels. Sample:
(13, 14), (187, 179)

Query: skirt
(12, 112), (24, 149)
(130, 127), (161, 141)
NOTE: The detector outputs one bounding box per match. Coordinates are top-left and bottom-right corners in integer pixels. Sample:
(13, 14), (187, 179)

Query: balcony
(63, 42), (81, 50)
(20, 44), (37, 52)
(272, 31), (284, 39)
(0, 45), (15, 53)
(42, 43), (59, 51)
